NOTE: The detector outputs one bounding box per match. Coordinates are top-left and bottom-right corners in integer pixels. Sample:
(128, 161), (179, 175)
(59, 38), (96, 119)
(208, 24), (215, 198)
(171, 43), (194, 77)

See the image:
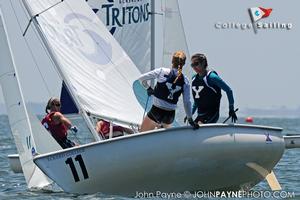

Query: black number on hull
(65, 155), (89, 182)
(75, 155), (89, 179)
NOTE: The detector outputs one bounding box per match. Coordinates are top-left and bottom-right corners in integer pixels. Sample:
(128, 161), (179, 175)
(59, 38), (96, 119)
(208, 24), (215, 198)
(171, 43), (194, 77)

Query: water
(0, 115), (300, 199)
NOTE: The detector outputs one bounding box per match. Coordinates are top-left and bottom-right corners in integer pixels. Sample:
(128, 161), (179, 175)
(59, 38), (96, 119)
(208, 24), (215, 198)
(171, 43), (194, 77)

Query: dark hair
(191, 53), (208, 69)
(45, 97), (60, 114)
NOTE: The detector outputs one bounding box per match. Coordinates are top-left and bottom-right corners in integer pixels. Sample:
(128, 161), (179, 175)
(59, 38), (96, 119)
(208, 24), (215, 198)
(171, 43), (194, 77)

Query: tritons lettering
(101, 0), (150, 28)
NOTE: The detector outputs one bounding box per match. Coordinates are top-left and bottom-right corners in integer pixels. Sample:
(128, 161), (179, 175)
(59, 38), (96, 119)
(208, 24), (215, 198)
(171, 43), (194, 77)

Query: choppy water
(0, 115), (300, 199)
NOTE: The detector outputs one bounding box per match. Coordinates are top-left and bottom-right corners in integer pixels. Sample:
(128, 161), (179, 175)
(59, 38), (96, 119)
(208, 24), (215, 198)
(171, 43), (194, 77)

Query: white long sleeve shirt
(138, 67), (193, 118)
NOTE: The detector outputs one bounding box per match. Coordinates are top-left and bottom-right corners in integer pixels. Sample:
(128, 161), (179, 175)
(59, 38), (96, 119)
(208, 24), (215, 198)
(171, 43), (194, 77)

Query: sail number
(65, 155), (89, 182)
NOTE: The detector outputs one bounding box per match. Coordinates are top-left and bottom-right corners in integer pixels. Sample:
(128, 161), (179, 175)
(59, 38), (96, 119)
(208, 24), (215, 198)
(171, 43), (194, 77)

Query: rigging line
(10, 1), (54, 97)
(21, 0), (63, 86)
(176, 1), (193, 78)
(22, 0), (64, 36)
(0, 71), (14, 80)
(64, 1), (133, 87)
(162, 0), (168, 68)
(19, 1), (62, 75)
(19, 1), (64, 96)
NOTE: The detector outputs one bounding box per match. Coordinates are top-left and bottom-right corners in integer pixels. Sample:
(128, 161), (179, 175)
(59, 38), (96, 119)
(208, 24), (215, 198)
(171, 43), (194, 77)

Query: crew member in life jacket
(41, 97), (77, 149)
(96, 119), (134, 139)
(190, 53), (238, 124)
(138, 50), (199, 132)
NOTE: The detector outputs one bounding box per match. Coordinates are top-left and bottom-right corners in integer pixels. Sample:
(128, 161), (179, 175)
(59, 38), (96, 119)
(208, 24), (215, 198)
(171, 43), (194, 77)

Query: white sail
(162, 0), (193, 125)
(86, 0), (151, 73)
(23, 0), (144, 125)
(162, 0), (192, 74)
(0, 8), (61, 188)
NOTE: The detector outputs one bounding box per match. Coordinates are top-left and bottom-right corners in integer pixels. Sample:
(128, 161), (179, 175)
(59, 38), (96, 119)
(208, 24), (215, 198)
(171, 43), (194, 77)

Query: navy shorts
(195, 110), (219, 124)
(147, 105), (175, 125)
(56, 138), (75, 149)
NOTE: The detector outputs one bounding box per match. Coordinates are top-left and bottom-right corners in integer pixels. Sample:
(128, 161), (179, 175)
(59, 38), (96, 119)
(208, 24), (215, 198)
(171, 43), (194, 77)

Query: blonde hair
(172, 51), (186, 84)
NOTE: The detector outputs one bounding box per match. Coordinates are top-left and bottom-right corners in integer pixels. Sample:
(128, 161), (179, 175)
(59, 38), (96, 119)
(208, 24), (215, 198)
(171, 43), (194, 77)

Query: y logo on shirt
(166, 83), (181, 100)
(192, 86), (204, 98)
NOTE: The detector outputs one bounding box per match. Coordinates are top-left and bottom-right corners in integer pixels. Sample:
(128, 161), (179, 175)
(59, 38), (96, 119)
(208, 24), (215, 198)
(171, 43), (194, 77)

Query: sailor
(96, 119), (134, 139)
(190, 53), (238, 124)
(139, 50), (199, 132)
(41, 97), (78, 149)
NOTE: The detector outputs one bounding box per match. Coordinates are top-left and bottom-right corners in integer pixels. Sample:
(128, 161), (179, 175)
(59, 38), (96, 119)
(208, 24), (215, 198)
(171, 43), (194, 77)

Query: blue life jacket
(154, 70), (185, 105)
(192, 71), (221, 112)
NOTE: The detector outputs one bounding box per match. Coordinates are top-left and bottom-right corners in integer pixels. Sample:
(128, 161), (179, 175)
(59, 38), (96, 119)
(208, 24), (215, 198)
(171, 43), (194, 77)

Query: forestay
(24, 0), (144, 125)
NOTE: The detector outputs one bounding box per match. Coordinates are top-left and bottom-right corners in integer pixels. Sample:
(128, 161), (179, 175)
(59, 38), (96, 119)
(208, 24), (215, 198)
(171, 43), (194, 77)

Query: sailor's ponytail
(172, 51), (186, 84)
(45, 98), (53, 114)
(173, 65), (183, 84)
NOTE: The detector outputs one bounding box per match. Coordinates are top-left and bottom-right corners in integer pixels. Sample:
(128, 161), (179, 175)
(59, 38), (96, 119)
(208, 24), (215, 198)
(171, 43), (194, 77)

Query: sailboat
(0, 0), (298, 196)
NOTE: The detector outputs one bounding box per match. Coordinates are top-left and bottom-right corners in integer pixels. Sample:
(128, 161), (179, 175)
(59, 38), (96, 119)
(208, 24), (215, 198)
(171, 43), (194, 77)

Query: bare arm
(52, 112), (72, 129)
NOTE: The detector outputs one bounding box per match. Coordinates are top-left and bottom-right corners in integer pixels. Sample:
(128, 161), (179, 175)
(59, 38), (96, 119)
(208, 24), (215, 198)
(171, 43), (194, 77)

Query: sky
(178, 0), (300, 110)
(0, 0), (299, 112)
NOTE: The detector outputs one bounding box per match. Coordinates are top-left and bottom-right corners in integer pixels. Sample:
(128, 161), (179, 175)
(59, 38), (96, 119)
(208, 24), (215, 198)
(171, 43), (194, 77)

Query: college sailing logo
(248, 7), (272, 23)
(87, 0), (150, 35)
(215, 6), (293, 33)
(248, 7), (273, 33)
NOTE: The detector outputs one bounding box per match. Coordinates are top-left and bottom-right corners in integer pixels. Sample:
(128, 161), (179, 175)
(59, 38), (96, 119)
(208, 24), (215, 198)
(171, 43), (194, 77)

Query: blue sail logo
(64, 13), (112, 65)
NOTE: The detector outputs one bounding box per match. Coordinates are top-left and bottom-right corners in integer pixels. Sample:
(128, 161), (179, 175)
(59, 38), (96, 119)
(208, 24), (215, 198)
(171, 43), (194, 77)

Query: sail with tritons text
(23, 0), (144, 126)
(87, 0), (151, 74)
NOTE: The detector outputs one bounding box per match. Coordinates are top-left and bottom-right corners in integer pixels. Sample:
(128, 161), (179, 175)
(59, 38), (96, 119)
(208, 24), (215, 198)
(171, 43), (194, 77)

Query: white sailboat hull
(33, 124), (284, 195)
(7, 154), (22, 173)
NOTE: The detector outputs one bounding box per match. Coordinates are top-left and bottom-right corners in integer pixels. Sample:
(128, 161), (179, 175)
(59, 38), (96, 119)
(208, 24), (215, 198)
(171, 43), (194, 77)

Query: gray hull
(33, 124), (284, 195)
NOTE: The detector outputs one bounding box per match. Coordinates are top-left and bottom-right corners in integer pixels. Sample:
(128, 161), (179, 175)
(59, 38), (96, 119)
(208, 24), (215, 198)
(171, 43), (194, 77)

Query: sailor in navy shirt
(139, 51), (199, 132)
(190, 53), (238, 124)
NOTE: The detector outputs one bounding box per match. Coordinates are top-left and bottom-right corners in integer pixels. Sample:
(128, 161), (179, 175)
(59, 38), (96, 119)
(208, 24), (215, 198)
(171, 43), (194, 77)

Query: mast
(21, 0), (101, 141)
(150, 0), (155, 70)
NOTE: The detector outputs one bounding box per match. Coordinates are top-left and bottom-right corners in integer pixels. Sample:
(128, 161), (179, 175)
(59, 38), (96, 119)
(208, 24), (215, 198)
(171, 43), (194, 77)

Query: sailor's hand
(188, 118), (199, 130)
(229, 108), (238, 123)
(147, 87), (155, 96)
(70, 126), (78, 133)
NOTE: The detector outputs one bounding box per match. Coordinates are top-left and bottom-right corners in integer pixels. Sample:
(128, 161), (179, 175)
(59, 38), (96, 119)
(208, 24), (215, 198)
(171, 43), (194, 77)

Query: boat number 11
(65, 154), (89, 182)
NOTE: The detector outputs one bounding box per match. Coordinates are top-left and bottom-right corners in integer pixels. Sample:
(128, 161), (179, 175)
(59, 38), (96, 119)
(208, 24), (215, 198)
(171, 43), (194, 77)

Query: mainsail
(86, 0), (151, 74)
(23, 0), (144, 127)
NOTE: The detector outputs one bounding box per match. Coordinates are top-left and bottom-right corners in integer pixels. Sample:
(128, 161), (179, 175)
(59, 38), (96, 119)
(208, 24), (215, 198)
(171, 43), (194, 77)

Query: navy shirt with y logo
(138, 67), (193, 118)
(192, 71), (222, 114)
(191, 70), (234, 115)
(154, 70), (184, 105)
